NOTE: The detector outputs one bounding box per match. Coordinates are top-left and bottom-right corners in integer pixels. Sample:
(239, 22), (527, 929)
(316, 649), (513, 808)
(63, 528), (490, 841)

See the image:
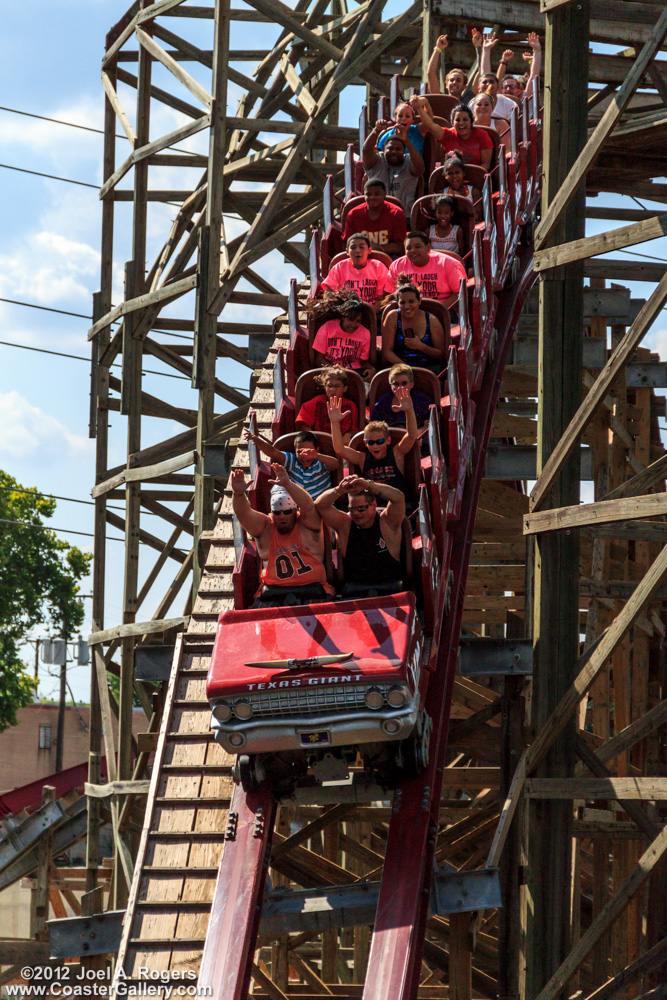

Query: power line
(0, 104), (114, 137)
(0, 339), (249, 390)
(0, 338), (189, 380)
(0, 162), (98, 189)
(0, 297), (91, 320)
(0, 517), (118, 542)
(0, 517), (187, 550)
(0, 105), (205, 157)
(0, 484), (192, 516)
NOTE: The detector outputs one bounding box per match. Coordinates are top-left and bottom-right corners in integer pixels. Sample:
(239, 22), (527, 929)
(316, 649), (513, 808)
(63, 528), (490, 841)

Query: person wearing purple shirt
(371, 363), (434, 430)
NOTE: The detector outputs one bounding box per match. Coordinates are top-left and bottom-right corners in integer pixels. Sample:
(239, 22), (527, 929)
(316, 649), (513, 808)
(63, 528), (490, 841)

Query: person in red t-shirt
(410, 97), (493, 171)
(296, 366), (359, 444)
(322, 233), (392, 313)
(342, 179), (407, 258)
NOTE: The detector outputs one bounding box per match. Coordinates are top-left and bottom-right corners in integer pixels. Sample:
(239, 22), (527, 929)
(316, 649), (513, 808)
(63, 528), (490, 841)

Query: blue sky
(2, 2), (666, 704)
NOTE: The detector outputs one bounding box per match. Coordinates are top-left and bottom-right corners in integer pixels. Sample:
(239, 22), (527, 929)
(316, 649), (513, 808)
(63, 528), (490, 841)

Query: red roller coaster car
(207, 592), (431, 792)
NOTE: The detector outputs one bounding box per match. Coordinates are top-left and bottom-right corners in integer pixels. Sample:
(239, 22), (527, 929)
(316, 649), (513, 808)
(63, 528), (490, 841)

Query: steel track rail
(362, 249), (537, 1000)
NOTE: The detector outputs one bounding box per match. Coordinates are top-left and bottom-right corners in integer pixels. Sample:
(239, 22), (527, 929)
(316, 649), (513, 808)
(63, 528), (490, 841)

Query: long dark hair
(306, 288), (365, 322)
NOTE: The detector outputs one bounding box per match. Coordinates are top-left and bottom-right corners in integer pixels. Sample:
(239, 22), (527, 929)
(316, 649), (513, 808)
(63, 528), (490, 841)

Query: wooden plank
(88, 616), (188, 646)
(84, 781), (151, 798)
(530, 270), (667, 511)
(525, 778), (667, 800)
(528, 541), (667, 769)
(603, 452), (667, 500)
(524, 491), (667, 534)
(534, 214), (667, 272)
(87, 273), (197, 341)
(278, 54), (318, 115)
(581, 937), (667, 1000)
(92, 451), (196, 498)
(535, 5), (667, 248)
(532, 823), (667, 1000)
(577, 698), (667, 773)
(99, 114), (211, 198)
(135, 27), (213, 109)
(101, 71), (136, 144)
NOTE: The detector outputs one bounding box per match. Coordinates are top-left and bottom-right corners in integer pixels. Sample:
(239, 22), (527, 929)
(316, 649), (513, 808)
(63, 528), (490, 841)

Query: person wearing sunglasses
(327, 388), (417, 506)
(371, 363), (433, 431)
(315, 475), (406, 598)
(230, 463), (333, 608)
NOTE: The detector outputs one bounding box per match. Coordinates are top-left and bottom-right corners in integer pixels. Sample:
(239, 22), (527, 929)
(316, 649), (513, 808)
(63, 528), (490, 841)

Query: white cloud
(0, 230), (99, 307)
(645, 326), (667, 357)
(0, 391), (93, 461)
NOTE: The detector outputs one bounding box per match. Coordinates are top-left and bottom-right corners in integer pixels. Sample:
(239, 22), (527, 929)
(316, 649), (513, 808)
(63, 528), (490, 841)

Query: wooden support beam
(581, 938), (667, 1000)
(534, 214), (667, 272)
(87, 273), (197, 341)
(535, 6), (667, 248)
(530, 270), (667, 511)
(524, 491), (667, 534)
(603, 452), (667, 500)
(532, 824), (667, 1000)
(92, 451), (196, 498)
(88, 616), (188, 645)
(134, 27), (213, 108)
(525, 778), (667, 800)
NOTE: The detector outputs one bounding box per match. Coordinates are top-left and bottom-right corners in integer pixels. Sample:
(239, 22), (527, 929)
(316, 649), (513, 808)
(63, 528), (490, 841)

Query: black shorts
(253, 583), (330, 609)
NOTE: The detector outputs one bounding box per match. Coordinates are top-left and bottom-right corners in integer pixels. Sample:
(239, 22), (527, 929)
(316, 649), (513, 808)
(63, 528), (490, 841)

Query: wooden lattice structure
(0, 1), (666, 997)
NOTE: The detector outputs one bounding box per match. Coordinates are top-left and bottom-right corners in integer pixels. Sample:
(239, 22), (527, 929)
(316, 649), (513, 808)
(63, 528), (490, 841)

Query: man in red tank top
(231, 463), (333, 607)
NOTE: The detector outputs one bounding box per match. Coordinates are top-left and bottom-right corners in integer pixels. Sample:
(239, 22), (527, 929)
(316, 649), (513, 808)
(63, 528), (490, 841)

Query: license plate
(300, 730), (331, 746)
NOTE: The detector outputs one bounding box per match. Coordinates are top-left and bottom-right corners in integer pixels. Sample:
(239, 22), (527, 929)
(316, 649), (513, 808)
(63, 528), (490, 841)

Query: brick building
(0, 703), (146, 792)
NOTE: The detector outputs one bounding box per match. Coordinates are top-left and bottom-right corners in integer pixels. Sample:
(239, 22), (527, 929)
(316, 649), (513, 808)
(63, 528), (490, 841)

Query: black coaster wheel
(398, 710), (432, 777)
(236, 753), (261, 793)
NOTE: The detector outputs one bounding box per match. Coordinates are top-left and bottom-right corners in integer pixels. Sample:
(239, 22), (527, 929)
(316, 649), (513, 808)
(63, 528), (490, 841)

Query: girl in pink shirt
(309, 292), (375, 380)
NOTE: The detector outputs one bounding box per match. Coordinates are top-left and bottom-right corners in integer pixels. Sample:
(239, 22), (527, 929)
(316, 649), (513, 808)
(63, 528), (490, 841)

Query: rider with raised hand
(327, 387), (418, 505)
(230, 463), (332, 607)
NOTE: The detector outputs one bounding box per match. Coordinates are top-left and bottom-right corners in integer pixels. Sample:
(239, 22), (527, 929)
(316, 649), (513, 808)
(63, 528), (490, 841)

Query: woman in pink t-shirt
(309, 292), (375, 380)
(410, 97), (493, 171)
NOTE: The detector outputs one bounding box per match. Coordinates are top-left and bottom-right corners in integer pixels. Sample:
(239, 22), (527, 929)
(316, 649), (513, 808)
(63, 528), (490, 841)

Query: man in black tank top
(316, 476), (406, 598)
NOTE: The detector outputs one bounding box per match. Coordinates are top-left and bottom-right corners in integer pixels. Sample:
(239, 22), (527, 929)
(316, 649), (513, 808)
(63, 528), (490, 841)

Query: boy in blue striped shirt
(244, 429), (339, 500)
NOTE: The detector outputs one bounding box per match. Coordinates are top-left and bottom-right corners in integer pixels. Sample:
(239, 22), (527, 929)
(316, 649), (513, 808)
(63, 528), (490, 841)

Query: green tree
(0, 471), (93, 732)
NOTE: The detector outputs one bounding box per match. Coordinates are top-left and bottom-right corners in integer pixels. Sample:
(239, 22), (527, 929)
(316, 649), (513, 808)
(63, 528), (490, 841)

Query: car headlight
(387, 685), (407, 707)
(364, 687), (384, 710)
(234, 700), (253, 720)
(212, 702), (232, 722)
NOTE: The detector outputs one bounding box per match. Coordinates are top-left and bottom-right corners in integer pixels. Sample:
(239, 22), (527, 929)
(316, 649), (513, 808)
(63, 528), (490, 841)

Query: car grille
(244, 683), (395, 718)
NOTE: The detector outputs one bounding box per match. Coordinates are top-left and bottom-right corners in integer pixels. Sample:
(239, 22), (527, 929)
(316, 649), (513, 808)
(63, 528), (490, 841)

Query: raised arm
(410, 96), (445, 142)
(397, 123), (424, 177)
(231, 468), (270, 539)
(328, 396), (366, 466)
(363, 478), (406, 525)
(426, 34), (447, 94)
(392, 388), (419, 456)
(269, 463), (321, 531)
(315, 481), (353, 532)
(479, 32), (498, 81)
(363, 119), (392, 169)
(468, 34), (482, 94)
(244, 428), (285, 464)
(524, 33), (541, 91)
(497, 49), (514, 85)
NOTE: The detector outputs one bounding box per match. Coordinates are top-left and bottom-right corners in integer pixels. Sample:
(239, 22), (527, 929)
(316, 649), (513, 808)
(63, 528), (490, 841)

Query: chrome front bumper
(209, 701), (419, 754)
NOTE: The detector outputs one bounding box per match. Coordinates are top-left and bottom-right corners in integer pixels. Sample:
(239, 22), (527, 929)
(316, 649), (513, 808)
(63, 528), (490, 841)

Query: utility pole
(55, 631), (68, 773)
